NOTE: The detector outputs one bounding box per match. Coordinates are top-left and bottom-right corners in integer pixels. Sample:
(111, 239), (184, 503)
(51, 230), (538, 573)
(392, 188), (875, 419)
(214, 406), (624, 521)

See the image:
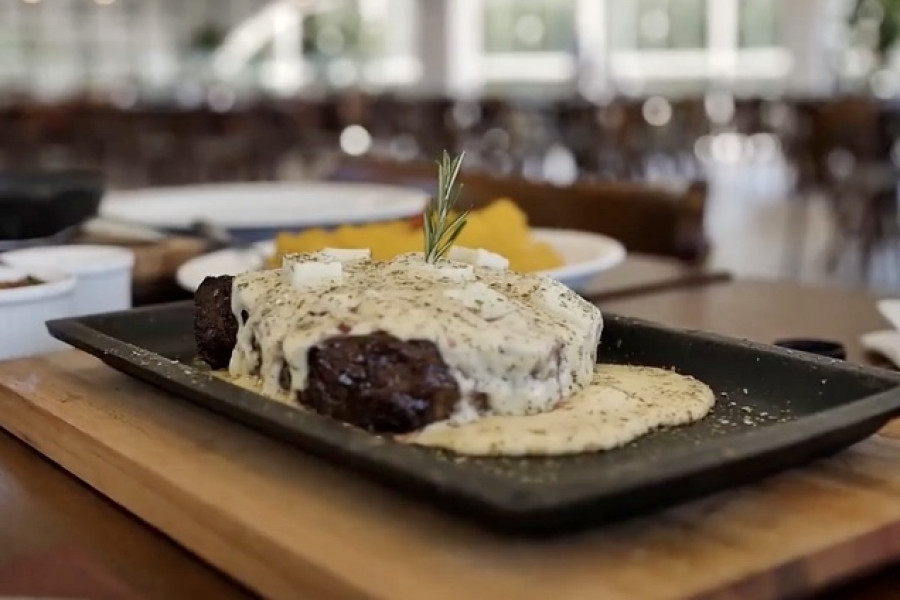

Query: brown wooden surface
(0, 278), (895, 600)
(584, 254), (731, 301)
(601, 280), (900, 599)
(600, 279), (888, 364)
(0, 345), (898, 596)
(0, 424), (252, 599)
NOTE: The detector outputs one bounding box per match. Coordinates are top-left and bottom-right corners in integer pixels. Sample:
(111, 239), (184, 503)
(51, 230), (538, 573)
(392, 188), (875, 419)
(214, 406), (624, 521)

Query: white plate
(176, 228), (626, 293)
(100, 182), (428, 233)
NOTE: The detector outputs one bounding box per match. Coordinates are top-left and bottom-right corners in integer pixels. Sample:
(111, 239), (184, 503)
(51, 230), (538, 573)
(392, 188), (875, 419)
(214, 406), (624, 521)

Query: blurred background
(2, 0), (900, 292)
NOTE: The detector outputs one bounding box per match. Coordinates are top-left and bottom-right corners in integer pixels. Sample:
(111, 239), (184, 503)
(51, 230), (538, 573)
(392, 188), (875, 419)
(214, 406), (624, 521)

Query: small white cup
(2, 245), (135, 316)
(0, 266), (76, 360)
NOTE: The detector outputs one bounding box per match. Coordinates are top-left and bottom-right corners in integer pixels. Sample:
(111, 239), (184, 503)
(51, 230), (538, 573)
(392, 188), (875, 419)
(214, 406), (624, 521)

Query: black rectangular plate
(47, 302), (900, 536)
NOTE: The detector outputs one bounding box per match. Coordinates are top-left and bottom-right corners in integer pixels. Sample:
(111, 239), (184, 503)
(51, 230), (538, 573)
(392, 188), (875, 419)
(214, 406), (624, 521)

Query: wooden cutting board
(4, 352), (900, 600)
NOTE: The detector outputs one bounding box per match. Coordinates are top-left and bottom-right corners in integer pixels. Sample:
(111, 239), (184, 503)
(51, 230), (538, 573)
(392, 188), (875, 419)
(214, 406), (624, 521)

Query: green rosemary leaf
(432, 211), (469, 262)
(423, 151), (469, 263)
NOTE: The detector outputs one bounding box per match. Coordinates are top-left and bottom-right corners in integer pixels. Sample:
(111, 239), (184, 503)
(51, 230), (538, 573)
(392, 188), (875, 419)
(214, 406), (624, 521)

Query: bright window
(604, 0), (789, 86)
(631, 0), (707, 50)
(214, 0), (421, 92)
(483, 0), (576, 54)
(739, 0), (782, 48)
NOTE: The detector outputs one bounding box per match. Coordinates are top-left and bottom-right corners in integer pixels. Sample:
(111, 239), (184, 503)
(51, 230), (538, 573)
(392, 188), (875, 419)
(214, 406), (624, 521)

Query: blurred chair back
(809, 97), (886, 186)
(328, 158), (709, 263)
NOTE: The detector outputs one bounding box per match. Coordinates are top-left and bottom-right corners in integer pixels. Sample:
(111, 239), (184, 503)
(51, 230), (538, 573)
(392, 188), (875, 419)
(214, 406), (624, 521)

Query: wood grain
(3, 352), (900, 600)
(0, 428), (252, 600)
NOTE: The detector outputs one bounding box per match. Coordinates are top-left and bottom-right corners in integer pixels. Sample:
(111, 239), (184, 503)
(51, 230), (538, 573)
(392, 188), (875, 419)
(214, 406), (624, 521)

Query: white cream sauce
(222, 248), (715, 457)
(213, 363), (716, 457)
(401, 364), (715, 456)
(228, 251), (603, 418)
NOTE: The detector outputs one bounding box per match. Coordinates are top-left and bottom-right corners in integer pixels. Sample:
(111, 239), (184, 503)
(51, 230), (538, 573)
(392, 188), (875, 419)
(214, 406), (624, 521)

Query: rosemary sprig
(424, 150), (469, 263)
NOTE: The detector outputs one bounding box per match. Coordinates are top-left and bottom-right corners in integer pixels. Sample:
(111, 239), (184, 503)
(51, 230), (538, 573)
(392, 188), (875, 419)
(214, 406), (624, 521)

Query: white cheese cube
(287, 260), (342, 288)
(447, 246), (477, 264)
(448, 246), (509, 270)
(320, 248), (371, 262)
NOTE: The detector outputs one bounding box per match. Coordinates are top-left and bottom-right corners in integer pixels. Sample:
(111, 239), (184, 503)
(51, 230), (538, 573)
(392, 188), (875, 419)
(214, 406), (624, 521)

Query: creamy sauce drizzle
(229, 251), (603, 418)
(401, 364), (715, 456)
(212, 363), (716, 457)
(220, 248), (715, 456)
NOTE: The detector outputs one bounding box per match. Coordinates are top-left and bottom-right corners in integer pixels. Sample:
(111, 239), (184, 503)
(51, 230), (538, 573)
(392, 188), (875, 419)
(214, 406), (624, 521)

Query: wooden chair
(327, 158), (710, 263)
(806, 98), (899, 282)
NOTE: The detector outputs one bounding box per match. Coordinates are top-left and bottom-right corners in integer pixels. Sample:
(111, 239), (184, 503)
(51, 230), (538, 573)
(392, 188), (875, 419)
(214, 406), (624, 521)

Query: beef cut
(304, 332), (460, 433)
(194, 275), (238, 370)
(193, 275), (461, 433)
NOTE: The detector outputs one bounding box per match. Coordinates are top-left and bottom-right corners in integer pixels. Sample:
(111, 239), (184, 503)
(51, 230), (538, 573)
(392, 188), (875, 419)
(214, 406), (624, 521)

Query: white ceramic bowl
(2, 245), (135, 316)
(0, 266), (76, 360)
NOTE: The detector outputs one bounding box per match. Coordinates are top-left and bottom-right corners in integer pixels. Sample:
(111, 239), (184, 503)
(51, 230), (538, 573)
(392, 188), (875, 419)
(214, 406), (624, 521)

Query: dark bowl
(0, 169), (106, 243)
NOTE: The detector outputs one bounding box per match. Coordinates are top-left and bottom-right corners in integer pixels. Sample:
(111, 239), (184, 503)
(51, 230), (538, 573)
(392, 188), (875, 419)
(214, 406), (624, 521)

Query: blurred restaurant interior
(3, 0), (900, 291)
(13, 2), (900, 599)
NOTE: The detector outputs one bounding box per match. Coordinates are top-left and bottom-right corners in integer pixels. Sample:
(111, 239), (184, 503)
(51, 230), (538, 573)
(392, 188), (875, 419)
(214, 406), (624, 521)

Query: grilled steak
(194, 274), (460, 433)
(304, 332), (460, 433)
(194, 275), (239, 369)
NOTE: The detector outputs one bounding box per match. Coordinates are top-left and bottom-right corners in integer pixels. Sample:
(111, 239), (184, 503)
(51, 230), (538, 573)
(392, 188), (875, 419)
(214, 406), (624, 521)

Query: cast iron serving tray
(48, 302), (900, 536)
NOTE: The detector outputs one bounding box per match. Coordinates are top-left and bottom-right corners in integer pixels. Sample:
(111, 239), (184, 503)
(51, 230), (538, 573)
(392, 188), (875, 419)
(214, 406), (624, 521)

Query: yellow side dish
(269, 198), (563, 272)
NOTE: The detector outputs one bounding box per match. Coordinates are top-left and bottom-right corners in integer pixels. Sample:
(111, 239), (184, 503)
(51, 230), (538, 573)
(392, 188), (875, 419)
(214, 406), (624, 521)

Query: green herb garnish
(423, 151), (469, 263)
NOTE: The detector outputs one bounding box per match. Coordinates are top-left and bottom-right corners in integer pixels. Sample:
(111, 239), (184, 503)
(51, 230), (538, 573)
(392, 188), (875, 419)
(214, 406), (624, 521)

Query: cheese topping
(229, 248), (603, 417)
(447, 246), (510, 270)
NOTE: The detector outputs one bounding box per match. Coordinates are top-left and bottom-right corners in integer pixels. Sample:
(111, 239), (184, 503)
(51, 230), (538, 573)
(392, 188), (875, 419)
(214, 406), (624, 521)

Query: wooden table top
(0, 276), (894, 600)
(0, 428), (252, 599)
(600, 279), (889, 365)
(582, 254), (731, 301)
(604, 279), (900, 599)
